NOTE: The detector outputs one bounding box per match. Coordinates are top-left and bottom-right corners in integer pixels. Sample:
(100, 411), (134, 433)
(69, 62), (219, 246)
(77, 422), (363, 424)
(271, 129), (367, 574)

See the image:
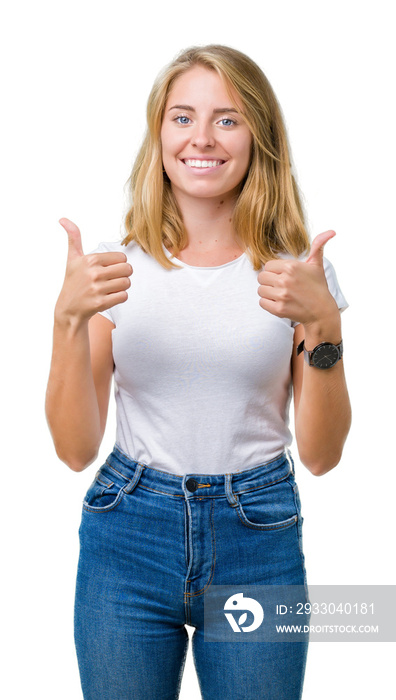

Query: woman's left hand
(257, 230), (339, 327)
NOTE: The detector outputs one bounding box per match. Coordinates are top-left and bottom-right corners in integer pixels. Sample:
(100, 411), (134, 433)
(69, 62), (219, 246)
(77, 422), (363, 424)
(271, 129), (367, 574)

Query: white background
(1, 0), (395, 697)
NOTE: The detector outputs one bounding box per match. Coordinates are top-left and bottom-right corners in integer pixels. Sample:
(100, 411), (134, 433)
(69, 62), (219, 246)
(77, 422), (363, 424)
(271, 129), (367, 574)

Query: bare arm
(45, 313), (114, 471)
(258, 230), (351, 476)
(45, 218), (132, 471)
(291, 316), (351, 475)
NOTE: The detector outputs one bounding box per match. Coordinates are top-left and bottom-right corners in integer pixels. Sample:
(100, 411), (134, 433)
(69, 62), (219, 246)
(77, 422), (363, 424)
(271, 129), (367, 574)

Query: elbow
(298, 410), (352, 477)
(65, 456), (97, 473)
(45, 415), (101, 472)
(300, 435), (349, 476)
(304, 451), (343, 477)
(53, 443), (99, 473)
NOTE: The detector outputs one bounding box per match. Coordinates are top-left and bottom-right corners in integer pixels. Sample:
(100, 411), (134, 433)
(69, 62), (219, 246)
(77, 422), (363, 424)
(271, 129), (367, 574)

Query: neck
(172, 188), (242, 252)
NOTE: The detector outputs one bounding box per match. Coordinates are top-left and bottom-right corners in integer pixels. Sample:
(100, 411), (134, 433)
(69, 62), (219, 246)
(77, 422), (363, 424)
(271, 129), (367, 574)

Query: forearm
(45, 314), (102, 471)
(294, 315), (351, 476)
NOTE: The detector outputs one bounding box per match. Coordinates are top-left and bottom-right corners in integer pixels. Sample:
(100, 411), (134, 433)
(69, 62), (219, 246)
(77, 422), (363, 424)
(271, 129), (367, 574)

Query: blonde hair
(122, 44), (310, 270)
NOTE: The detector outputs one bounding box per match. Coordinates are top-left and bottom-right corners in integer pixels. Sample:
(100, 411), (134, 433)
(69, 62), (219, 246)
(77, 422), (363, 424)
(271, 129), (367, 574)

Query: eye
(218, 118), (236, 127)
(174, 115), (191, 125)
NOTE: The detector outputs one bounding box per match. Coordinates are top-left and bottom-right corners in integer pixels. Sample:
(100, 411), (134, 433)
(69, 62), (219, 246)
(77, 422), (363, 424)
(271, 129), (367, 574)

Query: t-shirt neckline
(162, 244), (247, 270)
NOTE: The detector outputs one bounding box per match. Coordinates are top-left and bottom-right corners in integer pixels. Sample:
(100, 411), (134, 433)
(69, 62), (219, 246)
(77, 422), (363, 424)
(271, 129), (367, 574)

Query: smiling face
(160, 65), (253, 206)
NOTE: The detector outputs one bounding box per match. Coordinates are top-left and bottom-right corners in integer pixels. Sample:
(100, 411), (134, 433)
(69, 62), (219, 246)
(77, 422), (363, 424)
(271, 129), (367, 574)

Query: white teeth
(184, 159), (223, 168)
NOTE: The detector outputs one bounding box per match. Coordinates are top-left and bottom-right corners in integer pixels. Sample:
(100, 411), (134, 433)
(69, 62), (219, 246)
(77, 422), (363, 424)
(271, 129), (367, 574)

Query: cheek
(236, 142), (253, 176)
(160, 123), (174, 154)
(233, 132), (253, 167)
(161, 131), (183, 171)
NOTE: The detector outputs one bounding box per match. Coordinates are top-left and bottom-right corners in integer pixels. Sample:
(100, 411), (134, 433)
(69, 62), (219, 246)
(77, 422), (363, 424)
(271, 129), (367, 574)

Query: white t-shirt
(93, 240), (348, 475)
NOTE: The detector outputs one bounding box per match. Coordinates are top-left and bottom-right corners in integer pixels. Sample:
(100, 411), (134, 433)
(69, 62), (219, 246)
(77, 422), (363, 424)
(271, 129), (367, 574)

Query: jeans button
(186, 478), (198, 493)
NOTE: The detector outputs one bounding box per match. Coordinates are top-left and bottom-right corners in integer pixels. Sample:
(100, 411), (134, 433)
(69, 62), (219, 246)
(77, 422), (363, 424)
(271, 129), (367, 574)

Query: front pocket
(82, 468), (128, 513)
(234, 476), (298, 531)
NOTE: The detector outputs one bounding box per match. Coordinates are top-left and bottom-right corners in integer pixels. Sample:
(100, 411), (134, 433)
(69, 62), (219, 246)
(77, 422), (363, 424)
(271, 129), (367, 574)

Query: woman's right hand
(55, 218), (133, 325)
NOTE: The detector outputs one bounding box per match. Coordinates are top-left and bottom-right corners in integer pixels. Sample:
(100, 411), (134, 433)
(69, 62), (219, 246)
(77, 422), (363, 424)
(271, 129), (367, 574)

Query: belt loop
(225, 473), (238, 507)
(286, 449), (295, 476)
(123, 462), (144, 494)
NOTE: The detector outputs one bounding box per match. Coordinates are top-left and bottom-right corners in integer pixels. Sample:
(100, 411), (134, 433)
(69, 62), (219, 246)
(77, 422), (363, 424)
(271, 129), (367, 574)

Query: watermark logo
(224, 592), (264, 632)
(204, 585), (396, 642)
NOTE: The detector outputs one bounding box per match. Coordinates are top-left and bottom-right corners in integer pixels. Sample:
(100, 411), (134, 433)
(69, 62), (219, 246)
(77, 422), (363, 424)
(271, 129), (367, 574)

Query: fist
(55, 218), (133, 323)
(257, 230), (338, 326)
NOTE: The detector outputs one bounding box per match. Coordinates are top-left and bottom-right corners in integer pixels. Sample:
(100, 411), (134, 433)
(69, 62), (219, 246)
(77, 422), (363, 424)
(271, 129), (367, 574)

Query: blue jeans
(75, 445), (309, 699)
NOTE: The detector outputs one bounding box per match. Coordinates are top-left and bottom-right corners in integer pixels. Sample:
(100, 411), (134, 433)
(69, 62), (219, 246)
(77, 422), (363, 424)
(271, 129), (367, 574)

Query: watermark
(203, 585), (396, 642)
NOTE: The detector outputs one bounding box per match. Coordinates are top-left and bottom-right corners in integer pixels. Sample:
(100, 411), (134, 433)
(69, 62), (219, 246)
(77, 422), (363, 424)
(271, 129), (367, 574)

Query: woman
(46, 45), (351, 700)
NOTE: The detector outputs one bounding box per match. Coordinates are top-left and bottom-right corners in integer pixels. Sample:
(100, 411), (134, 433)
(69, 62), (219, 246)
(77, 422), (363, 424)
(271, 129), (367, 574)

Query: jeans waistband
(104, 445), (295, 502)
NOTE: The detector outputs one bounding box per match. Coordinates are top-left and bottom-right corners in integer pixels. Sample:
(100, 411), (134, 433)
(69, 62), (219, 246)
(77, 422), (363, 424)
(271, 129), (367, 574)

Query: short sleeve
(88, 241), (120, 325)
(292, 256), (349, 328)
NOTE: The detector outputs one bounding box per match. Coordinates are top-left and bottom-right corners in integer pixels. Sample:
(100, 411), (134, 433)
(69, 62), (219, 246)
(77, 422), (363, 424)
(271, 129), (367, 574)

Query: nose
(190, 122), (215, 149)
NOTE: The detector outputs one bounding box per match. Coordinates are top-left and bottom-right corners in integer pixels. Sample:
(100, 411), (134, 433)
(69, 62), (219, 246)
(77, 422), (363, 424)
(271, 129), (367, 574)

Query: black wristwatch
(297, 339), (343, 369)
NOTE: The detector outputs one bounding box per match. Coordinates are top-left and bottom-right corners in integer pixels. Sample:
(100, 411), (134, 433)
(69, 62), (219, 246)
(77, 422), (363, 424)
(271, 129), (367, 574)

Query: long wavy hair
(122, 44), (310, 269)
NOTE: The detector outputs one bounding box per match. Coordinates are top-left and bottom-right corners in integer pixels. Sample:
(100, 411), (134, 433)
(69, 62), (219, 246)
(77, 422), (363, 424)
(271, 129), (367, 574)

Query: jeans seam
(291, 482), (309, 601)
(184, 499), (217, 598)
(234, 506), (298, 531)
(104, 460), (133, 482)
(233, 469), (292, 496)
(96, 474), (114, 488)
(126, 470), (292, 499)
(82, 488), (125, 514)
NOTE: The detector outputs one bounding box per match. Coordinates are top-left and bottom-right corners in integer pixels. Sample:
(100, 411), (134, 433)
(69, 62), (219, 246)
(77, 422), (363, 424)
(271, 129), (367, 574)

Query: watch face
(312, 343), (340, 369)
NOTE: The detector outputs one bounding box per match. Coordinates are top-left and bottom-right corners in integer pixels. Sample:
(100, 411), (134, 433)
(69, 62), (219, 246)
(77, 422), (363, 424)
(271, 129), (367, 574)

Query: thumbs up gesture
(257, 230), (339, 327)
(55, 218), (133, 325)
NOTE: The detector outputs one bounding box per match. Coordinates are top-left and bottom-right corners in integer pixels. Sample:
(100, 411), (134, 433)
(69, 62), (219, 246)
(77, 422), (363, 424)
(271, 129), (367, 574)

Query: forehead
(165, 65), (243, 110)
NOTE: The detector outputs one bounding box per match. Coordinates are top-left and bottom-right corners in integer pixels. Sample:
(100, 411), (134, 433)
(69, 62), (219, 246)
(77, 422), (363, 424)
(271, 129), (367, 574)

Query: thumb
(306, 230), (336, 266)
(59, 217), (84, 260)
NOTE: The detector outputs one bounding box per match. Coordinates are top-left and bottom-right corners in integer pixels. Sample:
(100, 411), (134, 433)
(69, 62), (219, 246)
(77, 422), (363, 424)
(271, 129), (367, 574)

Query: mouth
(182, 158), (226, 169)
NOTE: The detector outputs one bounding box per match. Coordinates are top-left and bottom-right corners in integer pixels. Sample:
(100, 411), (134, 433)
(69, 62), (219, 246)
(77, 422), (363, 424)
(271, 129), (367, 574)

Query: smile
(182, 159), (225, 169)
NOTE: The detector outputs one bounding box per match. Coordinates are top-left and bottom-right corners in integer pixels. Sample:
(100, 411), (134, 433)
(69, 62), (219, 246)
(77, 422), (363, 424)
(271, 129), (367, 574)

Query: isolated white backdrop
(1, 0), (395, 697)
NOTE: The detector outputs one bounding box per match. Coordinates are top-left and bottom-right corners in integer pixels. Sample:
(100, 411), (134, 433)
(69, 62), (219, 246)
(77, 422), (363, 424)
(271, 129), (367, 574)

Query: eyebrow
(167, 104), (239, 114)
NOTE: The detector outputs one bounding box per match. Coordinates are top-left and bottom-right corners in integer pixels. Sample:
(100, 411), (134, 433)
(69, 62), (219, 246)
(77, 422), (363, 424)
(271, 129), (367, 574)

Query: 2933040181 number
(293, 602), (375, 615)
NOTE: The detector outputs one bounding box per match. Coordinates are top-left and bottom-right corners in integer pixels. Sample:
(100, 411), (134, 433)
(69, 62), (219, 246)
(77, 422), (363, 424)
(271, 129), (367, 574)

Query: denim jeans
(75, 445), (309, 699)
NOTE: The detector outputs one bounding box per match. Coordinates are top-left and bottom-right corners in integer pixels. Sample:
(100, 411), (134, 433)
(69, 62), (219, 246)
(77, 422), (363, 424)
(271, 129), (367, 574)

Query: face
(160, 65), (252, 204)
